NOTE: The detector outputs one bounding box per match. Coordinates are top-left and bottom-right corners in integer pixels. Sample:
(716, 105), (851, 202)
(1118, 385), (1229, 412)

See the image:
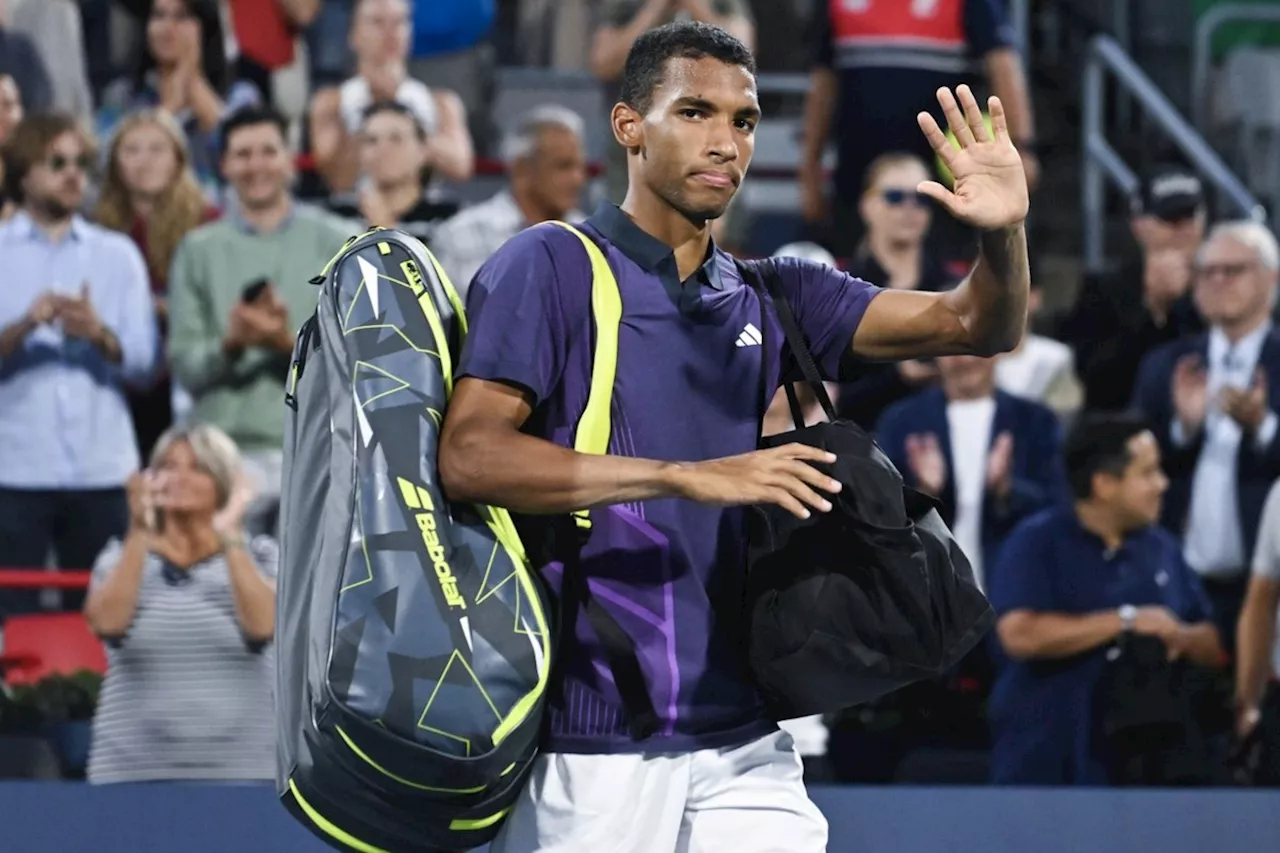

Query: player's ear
(613, 102), (644, 154)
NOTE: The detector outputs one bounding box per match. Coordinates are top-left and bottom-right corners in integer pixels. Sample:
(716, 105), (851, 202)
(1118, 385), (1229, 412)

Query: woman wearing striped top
(83, 424), (277, 784)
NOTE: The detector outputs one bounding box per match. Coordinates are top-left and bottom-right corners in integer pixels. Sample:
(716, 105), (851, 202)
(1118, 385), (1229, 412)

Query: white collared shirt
(947, 396), (997, 589)
(1180, 322), (1276, 577)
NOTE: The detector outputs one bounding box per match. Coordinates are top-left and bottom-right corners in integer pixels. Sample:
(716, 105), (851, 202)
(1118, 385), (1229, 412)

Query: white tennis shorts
(489, 729), (827, 853)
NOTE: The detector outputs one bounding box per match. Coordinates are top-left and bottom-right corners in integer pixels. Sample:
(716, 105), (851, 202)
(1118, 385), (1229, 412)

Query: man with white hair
(1133, 219), (1280, 650)
(431, 105), (588, 294)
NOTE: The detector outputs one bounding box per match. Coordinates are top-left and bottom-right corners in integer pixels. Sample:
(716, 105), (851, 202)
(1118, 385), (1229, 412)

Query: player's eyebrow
(672, 96), (761, 122)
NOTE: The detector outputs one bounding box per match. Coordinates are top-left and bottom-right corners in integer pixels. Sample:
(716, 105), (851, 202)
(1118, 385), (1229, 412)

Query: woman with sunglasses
(838, 152), (959, 428)
(84, 423), (277, 784)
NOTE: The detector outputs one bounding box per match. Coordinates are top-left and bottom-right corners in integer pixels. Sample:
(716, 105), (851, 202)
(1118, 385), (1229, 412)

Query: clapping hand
(985, 431), (1014, 498)
(916, 85), (1030, 230)
(1222, 370), (1269, 433)
(1172, 354), (1209, 437)
(905, 432), (948, 497)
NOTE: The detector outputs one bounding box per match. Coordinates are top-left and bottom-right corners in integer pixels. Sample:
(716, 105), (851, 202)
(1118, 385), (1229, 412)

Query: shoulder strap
(737, 258), (837, 424)
(542, 221), (659, 741)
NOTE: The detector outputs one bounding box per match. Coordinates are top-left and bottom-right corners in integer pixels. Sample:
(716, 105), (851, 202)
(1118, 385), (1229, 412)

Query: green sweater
(168, 204), (354, 451)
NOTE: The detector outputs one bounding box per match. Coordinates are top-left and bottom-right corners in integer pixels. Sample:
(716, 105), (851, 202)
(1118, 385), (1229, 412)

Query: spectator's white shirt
(1179, 323), (1276, 577)
(432, 190), (584, 299)
(947, 397), (996, 589)
(1249, 478), (1280, 676)
(995, 335), (1073, 404)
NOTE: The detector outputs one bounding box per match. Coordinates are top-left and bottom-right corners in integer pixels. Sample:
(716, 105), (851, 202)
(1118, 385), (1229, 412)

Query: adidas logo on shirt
(735, 323), (762, 348)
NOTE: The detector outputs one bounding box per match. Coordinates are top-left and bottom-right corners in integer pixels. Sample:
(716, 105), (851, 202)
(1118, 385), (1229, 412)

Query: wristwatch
(1118, 604), (1137, 632)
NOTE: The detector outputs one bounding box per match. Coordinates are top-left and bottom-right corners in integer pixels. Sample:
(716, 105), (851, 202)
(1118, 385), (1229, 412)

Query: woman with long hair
(95, 109), (218, 458)
(101, 0), (260, 193)
(84, 423), (276, 784)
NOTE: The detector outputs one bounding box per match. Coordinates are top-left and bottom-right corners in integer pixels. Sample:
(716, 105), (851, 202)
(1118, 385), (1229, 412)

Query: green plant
(5, 670), (103, 725)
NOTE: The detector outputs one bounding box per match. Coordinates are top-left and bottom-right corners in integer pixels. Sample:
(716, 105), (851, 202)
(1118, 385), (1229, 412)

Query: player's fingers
(916, 111), (959, 168)
(957, 84), (990, 142)
(775, 477), (833, 513)
(936, 87), (975, 147)
(988, 95), (1010, 141)
(775, 443), (837, 464)
(917, 180), (955, 208)
(782, 460), (842, 494)
(767, 487), (813, 520)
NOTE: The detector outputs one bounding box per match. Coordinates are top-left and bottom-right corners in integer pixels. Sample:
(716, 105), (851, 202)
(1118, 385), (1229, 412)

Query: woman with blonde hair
(84, 423), (277, 784)
(95, 108), (219, 458)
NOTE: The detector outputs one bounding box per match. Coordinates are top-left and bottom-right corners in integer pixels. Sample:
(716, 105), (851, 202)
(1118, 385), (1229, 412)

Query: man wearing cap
(1060, 167), (1207, 411)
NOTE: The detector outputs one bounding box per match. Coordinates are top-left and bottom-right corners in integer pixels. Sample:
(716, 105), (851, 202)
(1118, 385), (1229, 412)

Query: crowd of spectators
(0, 0), (1276, 791)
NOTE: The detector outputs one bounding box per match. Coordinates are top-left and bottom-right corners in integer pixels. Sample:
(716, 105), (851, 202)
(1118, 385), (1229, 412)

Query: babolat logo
(396, 476), (466, 611)
(401, 260), (426, 295)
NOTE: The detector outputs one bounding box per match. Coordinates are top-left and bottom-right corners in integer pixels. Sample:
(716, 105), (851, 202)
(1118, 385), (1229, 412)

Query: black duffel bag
(737, 259), (995, 722)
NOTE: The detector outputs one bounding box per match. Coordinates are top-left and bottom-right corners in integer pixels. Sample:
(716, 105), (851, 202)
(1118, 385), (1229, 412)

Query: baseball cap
(1132, 168), (1205, 221)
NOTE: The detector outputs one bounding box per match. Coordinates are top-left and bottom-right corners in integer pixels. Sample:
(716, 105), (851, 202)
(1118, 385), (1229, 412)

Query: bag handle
(543, 221), (660, 741)
(736, 258), (837, 424)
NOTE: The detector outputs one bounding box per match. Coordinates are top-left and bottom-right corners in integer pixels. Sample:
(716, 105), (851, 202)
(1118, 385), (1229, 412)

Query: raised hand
(1222, 369), (1269, 433)
(1171, 354), (1209, 436)
(916, 85), (1030, 230)
(985, 431), (1014, 497)
(58, 282), (105, 342)
(668, 443), (842, 520)
(905, 432), (948, 497)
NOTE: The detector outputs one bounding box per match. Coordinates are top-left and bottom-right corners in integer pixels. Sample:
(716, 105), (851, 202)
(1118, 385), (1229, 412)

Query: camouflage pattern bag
(274, 228), (553, 852)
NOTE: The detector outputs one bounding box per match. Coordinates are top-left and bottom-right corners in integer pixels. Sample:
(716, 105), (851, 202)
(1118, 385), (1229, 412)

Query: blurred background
(3, 1), (1280, 851)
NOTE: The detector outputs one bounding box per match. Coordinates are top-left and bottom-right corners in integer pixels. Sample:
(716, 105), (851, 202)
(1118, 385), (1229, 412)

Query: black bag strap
(736, 258), (837, 424)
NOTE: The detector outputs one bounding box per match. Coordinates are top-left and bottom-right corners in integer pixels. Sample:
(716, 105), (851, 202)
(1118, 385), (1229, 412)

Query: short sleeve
(457, 226), (573, 406)
(775, 257), (882, 381)
(985, 519), (1057, 615)
(1252, 480), (1280, 580)
(964, 0), (1017, 55)
(89, 537), (125, 594)
(1170, 543), (1214, 625)
(250, 536), (280, 580)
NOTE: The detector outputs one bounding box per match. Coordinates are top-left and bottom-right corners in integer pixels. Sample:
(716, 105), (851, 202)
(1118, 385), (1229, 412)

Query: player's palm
(917, 85), (1030, 230)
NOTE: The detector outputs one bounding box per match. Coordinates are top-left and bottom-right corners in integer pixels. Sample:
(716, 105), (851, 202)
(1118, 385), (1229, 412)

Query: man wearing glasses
(0, 112), (155, 616)
(1132, 220), (1280, 651)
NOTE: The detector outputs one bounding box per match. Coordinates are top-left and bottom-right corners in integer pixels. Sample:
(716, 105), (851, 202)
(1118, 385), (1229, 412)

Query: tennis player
(439, 20), (1030, 853)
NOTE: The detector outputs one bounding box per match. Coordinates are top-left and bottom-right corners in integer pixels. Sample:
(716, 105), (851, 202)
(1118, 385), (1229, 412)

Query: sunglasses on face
(45, 154), (93, 174)
(881, 188), (929, 208)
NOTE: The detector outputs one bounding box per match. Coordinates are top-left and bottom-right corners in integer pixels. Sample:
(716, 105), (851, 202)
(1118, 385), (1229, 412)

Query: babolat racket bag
(275, 228), (552, 852)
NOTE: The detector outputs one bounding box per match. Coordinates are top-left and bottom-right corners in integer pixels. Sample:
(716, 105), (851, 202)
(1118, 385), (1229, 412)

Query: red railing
(0, 570), (92, 590)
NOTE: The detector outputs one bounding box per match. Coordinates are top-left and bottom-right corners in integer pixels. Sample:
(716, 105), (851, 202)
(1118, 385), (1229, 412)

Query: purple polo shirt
(458, 203), (881, 754)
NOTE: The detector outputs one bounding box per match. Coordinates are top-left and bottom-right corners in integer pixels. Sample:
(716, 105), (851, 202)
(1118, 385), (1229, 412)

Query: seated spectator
(10, 0), (92, 123)
(0, 112), (155, 614)
(1060, 167), (1206, 411)
(1132, 220), (1280, 652)
(432, 104), (587, 294)
(327, 101), (459, 246)
(94, 109), (220, 459)
(590, 0), (754, 202)
(1238, 476), (1280, 784)
(837, 153), (956, 428)
(988, 414), (1223, 785)
(308, 0), (473, 194)
(995, 278), (1084, 423)
(83, 423), (276, 784)
(167, 107), (350, 538)
(100, 0), (260, 195)
(0, 0), (51, 113)
(877, 354), (1067, 588)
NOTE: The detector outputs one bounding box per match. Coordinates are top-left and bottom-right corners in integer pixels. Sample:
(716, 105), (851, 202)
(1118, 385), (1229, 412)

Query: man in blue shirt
(0, 112), (155, 614)
(987, 414), (1223, 785)
(440, 21), (1031, 852)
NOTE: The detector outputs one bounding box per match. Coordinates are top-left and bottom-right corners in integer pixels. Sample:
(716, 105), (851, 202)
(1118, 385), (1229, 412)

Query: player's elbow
(438, 421), (484, 504)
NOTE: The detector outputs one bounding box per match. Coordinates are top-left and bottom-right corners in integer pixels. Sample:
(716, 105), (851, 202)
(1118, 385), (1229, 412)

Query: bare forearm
(1180, 622), (1225, 668)
(801, 68), (836, 174)
(591, 0), (672, 81)
(440, 427), (681, 513)
(187, 75), (227, 134)
(427, 135), (474, 183)
(998, 609), (1122, 660)
(277, 0), (320, 26)
(225, 545), (276, 641)
(946, 223), (1029, 355)
(84, 530), (150, 637)
(0, 316), (34, 360)
(985, 49), (1035, 143)
(686, 5), (754, 49)
(1237, 580), (1280, 706)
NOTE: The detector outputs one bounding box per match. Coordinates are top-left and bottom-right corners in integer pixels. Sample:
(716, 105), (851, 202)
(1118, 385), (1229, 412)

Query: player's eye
(679, 108), (706, 120)
(735, 118), (757, 132)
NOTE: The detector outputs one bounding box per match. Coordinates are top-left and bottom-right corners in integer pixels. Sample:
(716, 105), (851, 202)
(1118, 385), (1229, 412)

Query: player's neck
(619, 191), (712, 282)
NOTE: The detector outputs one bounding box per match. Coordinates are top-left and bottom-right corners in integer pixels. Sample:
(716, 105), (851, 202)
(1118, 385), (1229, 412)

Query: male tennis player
(440, 21), (1029, 853)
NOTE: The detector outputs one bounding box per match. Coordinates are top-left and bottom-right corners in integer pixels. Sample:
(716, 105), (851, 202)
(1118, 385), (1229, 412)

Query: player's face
(629, 57), (759, 223)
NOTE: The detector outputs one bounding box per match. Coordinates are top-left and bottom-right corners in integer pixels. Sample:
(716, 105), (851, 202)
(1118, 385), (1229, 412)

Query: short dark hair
(618, 21), (756, 115)
(1064, 413), (1152, 500)
(361, 100), (427, 140)
(219, 106), (290, 159)
(1, 112), (95, 205)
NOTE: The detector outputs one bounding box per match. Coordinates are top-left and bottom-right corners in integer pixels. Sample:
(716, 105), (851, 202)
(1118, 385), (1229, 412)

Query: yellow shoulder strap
(544, 221), (622, 533)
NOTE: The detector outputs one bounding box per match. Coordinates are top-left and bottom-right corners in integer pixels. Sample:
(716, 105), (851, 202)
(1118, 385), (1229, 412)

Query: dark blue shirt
(458, 203), (881, 753)
(985, 507), (1213, 784)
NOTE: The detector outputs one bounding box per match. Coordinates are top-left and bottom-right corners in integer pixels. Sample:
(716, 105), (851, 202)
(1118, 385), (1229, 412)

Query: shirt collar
(1209, 320), (1272, 368)
(9, 210), (88, 243)
(586, 202), (727, 290)
(228, 198), (297, 236)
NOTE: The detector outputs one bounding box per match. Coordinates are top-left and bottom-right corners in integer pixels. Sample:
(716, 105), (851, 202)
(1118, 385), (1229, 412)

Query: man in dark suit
(877, 353), (1068, 588)
(1132, 220), (1280, 651)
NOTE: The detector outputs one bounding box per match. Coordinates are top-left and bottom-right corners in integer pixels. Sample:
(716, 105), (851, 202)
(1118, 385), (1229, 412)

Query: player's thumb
(917, 180), (955, 211)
